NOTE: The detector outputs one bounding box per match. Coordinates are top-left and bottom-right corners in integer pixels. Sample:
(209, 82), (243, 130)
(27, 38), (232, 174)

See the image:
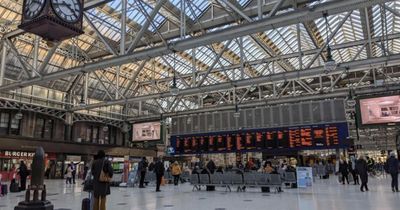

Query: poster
(296, 167), (313, 188)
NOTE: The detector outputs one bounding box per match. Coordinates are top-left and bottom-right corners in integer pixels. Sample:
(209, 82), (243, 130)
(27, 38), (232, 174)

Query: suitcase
(322, 174), (329, 179)
(1, 184), (8, 195)
(82, 198), (90, 210)
(206, 186), (215, 191)
(10, 182), (19, 193)
(261, 187), (270, 193)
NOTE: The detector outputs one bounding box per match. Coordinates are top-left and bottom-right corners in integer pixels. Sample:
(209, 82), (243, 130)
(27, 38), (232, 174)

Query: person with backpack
(91, 150), (113, 210)
(386, 152), (399, 192)
(138, 157), (149, 188)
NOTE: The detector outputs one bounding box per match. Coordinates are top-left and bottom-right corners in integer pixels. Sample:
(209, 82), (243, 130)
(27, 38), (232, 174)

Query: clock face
(51, 0), (82, 23)
(24, 0), (46, 19)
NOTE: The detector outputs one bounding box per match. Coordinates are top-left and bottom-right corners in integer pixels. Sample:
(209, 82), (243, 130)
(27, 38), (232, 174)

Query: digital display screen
(132, 122), (161, 141)
(359, 95), (400, 125)
(171, 122), (349, 155)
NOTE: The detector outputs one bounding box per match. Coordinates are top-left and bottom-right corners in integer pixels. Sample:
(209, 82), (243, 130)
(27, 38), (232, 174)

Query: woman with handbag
(91, 150), (113, 210)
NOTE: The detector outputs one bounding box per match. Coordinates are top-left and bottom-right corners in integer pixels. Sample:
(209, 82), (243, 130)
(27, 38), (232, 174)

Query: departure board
(171, 122), (349, 155)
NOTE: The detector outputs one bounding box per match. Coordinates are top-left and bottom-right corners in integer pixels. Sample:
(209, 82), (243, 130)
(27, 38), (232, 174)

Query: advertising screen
(132, 122), (161, 141)
(171, 122), (349, 155)
(359, 95), (400, 125)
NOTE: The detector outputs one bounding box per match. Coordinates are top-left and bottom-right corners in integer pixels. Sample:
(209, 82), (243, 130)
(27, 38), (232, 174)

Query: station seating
(190, 172), (289, 193)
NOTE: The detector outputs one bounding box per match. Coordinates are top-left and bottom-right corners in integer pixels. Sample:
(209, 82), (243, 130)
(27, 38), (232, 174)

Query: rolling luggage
(10, 179), (19, 193)
(10, 182), (19, 193)
(82, 198), (90, 210)
(1, 184), (8, 195)
(261, 187), (270, 193)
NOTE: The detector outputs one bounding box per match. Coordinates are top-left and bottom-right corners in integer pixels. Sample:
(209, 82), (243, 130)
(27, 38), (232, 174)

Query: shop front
(0, 150), (56, 181)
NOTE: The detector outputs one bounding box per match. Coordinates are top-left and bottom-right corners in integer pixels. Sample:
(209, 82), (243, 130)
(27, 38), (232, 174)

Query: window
(92, 127), (98, 144)
(0, 113), (10, 135)
(0, 113), (9, 128)
(85, 127), (91, 143)
(10, 116), (20, 135)
(34, 118), (45, 138)
(43, 119), (53, 139)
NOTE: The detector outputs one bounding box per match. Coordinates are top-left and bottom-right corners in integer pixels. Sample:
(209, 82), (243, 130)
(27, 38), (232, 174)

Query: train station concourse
(0, 0), (400, 210)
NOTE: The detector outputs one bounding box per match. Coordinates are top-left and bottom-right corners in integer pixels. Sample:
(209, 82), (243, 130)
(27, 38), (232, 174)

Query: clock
(19, 0), (84, 42)
(51, 0), (83, 23)
(24, 0), (46, 19)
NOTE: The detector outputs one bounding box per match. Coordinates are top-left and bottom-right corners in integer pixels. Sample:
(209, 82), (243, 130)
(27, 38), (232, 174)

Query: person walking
(339, 159), (349, 185)
(138, 157), (149, 188)
(91, 150), (114, 210)
(386, 152), (399, 192)
(17, 161), (29, 191)
(356, 155), (369, 192)
(154, 157), (165, 192)
(171, 161), (182, 186)
(70, 162), (78, 184)
(65, 164), (73, 185)
(349, 157), (359, 185)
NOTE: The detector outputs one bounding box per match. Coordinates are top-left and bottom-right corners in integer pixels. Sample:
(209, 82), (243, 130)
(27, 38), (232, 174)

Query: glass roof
(0, 0), (399, 118)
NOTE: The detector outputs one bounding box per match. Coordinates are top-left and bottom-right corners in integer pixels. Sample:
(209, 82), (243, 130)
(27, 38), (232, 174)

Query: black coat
(387, 156), (399, 174)
(91, 158), (114, 197)
(339, 162), (349, 175)
(18, 164), (29, 178)
(356, 159), (368, 183)
(138, 160), (148, 172)
(154, 161), (165, 176)
(206, 160), (216, 174)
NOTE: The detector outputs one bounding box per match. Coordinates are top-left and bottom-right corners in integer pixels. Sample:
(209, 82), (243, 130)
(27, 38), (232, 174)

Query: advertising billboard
(359, 95), (400, 125)
(132, 122), (161, 141)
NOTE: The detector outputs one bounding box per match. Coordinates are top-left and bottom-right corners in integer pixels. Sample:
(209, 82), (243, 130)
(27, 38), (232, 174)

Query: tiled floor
(0, 176), (399, 210)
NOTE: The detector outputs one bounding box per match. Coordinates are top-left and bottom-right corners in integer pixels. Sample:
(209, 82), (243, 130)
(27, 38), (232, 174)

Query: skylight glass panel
(169, 0), (209, 20)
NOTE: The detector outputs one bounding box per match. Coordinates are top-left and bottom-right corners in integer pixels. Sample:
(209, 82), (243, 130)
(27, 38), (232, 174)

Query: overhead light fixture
(323, 13), (336, 74)
(170, 50), (179, 96)
(79, 93), (86, 107)
(170, 75), (179, 96)
(346, 89), (356, 108)
(15, 88), (23, 120)
(233, 104), (240, 118)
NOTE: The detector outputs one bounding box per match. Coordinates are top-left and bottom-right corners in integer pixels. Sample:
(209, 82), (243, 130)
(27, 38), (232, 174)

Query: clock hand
(55, 1), (78, 16)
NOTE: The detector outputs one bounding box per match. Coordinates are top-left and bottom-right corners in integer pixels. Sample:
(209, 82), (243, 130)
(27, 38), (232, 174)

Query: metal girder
(83, 14), (118, 55)
(0, 0), (390, 92)
(38, 42), (61, 74)
(197, 39), (233, 87)
(4, 39), (35, 79)
(70, 53), (400, 111)
(128, 83), (400, 121)
(126, 0), (167, 54)
(305, 11), (353, 69)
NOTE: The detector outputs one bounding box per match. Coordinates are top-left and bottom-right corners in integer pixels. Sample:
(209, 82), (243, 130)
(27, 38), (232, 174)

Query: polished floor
(0, 176), (399, 210)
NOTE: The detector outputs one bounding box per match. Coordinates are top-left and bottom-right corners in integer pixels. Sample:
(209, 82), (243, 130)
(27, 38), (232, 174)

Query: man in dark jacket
(91, 150), (114, 210)
(138, 157), (148, 188)
(154, 157), (165, 192)
(339, 160), (349, 185)
(18, 161), (29, 191)
(356, 155), (369, 192)
(386, 152), (399, 192)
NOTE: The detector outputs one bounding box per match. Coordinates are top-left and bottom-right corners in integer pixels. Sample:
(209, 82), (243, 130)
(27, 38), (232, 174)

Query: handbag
(99, 160), (112, 183)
